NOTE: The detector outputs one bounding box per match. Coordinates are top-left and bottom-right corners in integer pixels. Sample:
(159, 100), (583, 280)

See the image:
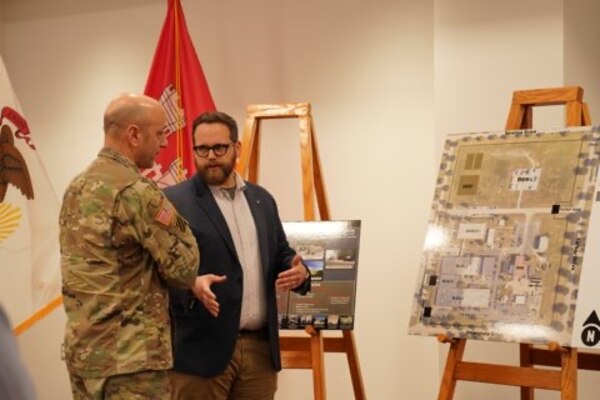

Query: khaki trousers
(170, 332), (277, 400)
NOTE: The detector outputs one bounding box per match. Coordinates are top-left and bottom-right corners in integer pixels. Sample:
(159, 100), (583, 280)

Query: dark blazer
(164, 174), (309, 377)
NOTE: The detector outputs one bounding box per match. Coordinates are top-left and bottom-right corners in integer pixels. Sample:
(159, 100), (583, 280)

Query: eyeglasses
(193, 142), (233, 158)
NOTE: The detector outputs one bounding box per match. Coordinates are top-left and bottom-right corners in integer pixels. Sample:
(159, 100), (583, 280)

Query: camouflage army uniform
(59, 148), (199, 398)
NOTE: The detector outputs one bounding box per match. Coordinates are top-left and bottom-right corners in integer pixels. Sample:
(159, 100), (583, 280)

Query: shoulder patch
(155, 199), (175, 226)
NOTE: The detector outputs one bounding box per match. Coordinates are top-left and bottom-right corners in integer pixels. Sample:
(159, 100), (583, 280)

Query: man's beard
(196, 154), (236, 186)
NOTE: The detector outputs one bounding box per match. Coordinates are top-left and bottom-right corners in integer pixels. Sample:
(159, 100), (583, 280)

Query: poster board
(408, 125), (600, 349)
(278, 220), (361, 330)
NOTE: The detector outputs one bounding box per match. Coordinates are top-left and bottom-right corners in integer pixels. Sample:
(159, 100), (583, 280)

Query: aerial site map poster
(409, 126), (600, 348)
(278, 220), (361, 330)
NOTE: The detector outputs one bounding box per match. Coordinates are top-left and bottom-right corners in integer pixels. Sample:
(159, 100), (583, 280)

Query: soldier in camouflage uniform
(59, 93), (200, 400)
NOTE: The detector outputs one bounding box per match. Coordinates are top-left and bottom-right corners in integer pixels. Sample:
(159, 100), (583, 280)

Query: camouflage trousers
(69, 369), (170, 400)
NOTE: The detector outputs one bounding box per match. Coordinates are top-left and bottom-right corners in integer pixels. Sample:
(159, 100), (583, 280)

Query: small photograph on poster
(278, 314), (288, 329)
(313, 315), (327, 329)
(327, 314), (339, 329)
(305, 259), (324, 280)
(325, 248), (357, 270)
(300, 315), (313, 327)
(288, 314), (300, 329)
(339, 316), (354, 330)
(295, 244), (325, 260)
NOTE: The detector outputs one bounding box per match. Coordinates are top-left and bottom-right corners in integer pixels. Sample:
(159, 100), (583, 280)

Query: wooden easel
(236, 102), (366, 400)
(438, 86), (592, 400)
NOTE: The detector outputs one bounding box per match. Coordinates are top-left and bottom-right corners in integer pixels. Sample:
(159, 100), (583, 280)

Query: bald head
(103, 93), (163, 135)
(102, 93), (168, 168)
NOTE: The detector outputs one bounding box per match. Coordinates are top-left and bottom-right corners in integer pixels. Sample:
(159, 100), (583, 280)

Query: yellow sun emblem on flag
(0, 202), (21, 243)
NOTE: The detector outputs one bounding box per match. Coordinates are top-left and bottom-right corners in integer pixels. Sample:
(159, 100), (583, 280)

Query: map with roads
(409, 126), (600, 345)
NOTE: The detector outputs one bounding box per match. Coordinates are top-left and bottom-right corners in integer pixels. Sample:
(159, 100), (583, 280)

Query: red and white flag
(144, 0), (216, 186)
(0, 56), (62, 330)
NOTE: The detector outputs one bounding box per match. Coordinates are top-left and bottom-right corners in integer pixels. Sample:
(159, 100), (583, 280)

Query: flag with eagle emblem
(0, 56), (61, 329)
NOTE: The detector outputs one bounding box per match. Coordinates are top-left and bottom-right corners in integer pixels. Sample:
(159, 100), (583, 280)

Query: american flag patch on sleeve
(155, 200), (175, 226)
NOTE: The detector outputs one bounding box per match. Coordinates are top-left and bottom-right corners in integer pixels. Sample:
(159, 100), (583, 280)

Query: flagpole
(174, 0), (184, 181)
(13, 295), (63, 336)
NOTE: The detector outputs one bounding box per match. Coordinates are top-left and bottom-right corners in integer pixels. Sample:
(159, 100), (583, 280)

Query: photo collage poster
(278, 220), (361, 330)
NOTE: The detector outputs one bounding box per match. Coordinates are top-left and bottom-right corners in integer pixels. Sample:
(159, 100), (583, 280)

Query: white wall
(2, 1), (438, 399)
(435, 0), (564, 138)
(564, 0), (600, 124)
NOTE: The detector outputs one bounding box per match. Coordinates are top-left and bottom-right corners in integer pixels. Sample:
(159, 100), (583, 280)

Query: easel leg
(307, 326), (326, 400)
(248, 120), (261, 183)
(343, 331), (366, 400)
(438, 339), (466, 400)
(520, 343), (534, 400)
(298, 115), (316, 220)
(309, 119), (330, 220)
(237, 116), (259, 180)
(561, 348), (577, 400)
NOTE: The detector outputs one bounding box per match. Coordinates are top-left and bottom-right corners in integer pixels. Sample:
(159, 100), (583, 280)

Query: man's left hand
(275, 254), (308, 291)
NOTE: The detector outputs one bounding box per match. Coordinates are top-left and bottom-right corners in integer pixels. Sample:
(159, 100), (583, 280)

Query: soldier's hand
(275, 255), (307, 291)
(192, 274), (227, 317)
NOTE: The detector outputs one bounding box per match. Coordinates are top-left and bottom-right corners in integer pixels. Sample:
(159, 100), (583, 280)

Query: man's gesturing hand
(192, 274), (227, 317)
(275, 254), (308, 291)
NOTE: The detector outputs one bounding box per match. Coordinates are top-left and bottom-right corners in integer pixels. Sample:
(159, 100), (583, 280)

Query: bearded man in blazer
(164, 111), (311, 400)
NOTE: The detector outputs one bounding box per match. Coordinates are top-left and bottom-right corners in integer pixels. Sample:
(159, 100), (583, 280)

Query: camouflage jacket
(59, 148), (199, 378)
